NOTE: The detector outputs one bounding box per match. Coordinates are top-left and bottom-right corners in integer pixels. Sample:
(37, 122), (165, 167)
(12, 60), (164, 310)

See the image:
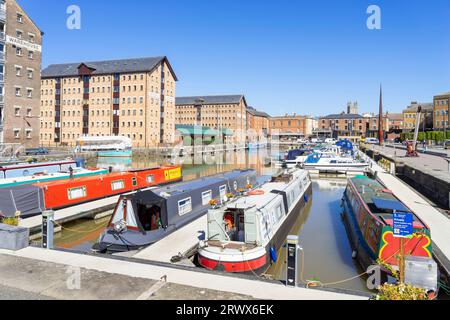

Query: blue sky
(19, 0), (450, 116)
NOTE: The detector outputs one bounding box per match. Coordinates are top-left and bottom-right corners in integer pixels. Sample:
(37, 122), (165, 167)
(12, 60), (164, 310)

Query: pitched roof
(176, 95), (246, 106)
(247, 107), (270, 118)
(42, 56), (178, 80)
(321, 113), (363, 120)
(403, 102), (434, 113)
(434, 92), (450, 98)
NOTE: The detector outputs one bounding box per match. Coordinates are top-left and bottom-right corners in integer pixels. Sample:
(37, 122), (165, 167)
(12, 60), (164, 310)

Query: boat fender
(304, 194), (309, 203)
(352, 250), (358, 259)
(270, 246), (277, 263)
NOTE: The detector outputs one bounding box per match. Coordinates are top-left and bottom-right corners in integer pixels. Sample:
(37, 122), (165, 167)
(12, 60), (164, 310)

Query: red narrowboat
(0, 166), (182, 218)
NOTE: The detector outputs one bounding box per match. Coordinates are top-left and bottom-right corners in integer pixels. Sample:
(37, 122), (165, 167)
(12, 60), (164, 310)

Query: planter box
(0, 224), (29, 251)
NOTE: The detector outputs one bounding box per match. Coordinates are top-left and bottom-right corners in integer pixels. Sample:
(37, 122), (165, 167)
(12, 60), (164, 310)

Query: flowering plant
(374, 283), (429, 300)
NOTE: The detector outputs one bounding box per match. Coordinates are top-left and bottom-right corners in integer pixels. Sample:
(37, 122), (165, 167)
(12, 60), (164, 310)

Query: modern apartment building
(175, 95), (248, 143)
(402, 101), (433, 132)
(0, 0), (42, 147)
(246, 106), (270, 140)
(40, 56), (177, 147)
(269, 114), (314, 137)
(433, 92), (450, 130)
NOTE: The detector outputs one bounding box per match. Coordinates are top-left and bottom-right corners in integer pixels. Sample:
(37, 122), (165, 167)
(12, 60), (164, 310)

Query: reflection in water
(267, 180), (372, 294)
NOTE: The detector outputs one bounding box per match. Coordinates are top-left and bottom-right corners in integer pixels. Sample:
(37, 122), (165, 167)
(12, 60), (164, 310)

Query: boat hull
(341, 193), (376, 271)
(98, 150), (133, 158)
(198, 183), (313, 275)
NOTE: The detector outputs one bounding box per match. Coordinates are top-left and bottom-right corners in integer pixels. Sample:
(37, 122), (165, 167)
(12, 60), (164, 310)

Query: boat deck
(132, 215), (208, 264)
(350, 176), (424, 225)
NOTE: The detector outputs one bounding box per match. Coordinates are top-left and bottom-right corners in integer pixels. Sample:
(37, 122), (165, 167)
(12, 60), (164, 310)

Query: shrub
(374, 283), (429, 300)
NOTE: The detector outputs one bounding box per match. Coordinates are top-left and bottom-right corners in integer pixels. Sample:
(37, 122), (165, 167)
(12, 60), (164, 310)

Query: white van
(365, 138), (379, 144)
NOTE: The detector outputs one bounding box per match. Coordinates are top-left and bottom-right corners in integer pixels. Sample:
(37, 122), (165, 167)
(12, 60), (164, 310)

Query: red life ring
(248, 190), (265, 196)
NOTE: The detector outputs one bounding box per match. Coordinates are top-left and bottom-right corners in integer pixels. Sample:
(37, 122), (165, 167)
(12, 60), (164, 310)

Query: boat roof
(153, 169), (255, 198)
(0, 160), (76, 170)
(349, 176), (427, 227)
(225, 181), (287, 210)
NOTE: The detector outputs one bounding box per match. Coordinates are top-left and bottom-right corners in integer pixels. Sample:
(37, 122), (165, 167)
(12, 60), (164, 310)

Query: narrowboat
(197, 169), (312, 275)
(0, 159), (79, 179)
(342, 175), (433, 273)
(94, 169), (258, 253)
(0, 165), (182, 219)
(0, 167), (108, 188)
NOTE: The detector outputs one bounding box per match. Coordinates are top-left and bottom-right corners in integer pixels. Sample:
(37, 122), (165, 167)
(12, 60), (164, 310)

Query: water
(267, 179), (371, 294)
(53, 149), (372, 294)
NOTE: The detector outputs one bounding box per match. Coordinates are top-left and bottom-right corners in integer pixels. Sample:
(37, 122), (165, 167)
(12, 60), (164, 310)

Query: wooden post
(399, 237), (405, 283)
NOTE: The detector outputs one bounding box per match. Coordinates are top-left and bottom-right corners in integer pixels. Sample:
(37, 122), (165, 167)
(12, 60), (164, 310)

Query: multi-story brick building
(433, 92), (450, 130)
(0, 0), (42, 148)
(402, 101), (433, 132)
(175, 95), (248, 143)
(40, 56), (177, 147)
(319, 113), (389, 140)
(269, 114), (314, 137)
(246, 106), (270, 140)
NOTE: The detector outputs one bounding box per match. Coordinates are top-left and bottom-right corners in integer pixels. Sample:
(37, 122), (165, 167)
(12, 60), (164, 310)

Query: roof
(403, 102), (434, 113)
(387, 113), (403, 121)
(247, 107), (270, 118)
(176, 95), (246, 106)
(321, 114), (363, 120)
(42, 56), (178, 80)
(434, 92), (450, 99)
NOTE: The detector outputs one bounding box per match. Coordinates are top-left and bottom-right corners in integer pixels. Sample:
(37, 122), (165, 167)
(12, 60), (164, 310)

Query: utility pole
(378, 85), (384, 146)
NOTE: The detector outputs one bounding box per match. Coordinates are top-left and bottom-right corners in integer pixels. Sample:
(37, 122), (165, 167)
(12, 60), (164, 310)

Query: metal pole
(42, 210), (54, 250)
(399, 237), (405, 284)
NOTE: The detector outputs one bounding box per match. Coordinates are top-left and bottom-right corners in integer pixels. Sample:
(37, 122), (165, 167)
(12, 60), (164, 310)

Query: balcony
(0, 94), (3, 103)
(0, 51), (4, 61)
(0, 9), (6, 22)
(0, 32), (4, 41)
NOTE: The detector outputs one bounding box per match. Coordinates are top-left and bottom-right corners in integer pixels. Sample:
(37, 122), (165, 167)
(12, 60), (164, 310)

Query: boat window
(202, 190), (212, 206)
(132, 177), (137, 187)
(147, 175), (154, 183)
(275, 204), (284, 221)
(137, 204), (162, 232)
(178, 197), (192, 216)
(68, 186), (87, 200)
(219, 185), (227, 199)
(111, 180), (125, 191)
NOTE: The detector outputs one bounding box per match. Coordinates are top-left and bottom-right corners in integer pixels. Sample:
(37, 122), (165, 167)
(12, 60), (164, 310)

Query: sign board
(393, 212), (413, 238)
(6, 36), (42, 52)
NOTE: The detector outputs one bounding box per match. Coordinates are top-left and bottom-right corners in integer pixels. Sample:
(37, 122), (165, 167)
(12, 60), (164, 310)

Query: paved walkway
(367, 144), (450, 183)
(0, 247), (368, 300)
(376, 172), (450, 263)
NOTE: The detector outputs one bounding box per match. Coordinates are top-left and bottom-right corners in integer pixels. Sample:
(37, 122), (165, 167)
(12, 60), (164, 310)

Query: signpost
(393, 211), (414, 283)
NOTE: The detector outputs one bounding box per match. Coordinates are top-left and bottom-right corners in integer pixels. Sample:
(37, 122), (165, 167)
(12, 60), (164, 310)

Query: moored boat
(94, 169), (258, 253)
(0, 165), (182, 219)
(0, 167), (108, 188)
(342, 175), (433, 276)
(197, 169), (312, 275)
(302, 152), (369, 174)
(0, 159), (80, 179)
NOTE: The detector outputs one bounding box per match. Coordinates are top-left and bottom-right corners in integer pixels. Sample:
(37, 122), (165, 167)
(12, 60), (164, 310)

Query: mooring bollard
(286, 235), (301, 288)
(42, 210), (55, 249)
